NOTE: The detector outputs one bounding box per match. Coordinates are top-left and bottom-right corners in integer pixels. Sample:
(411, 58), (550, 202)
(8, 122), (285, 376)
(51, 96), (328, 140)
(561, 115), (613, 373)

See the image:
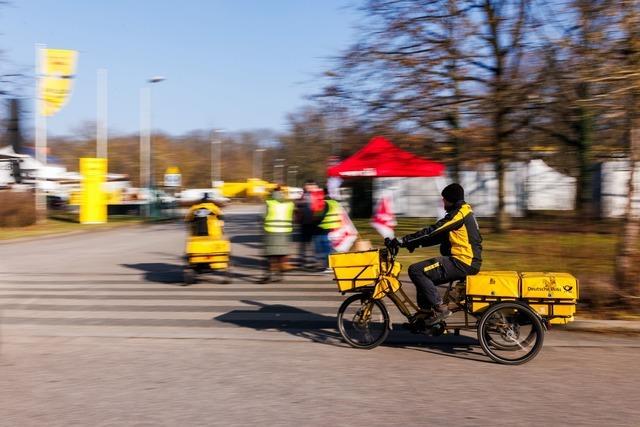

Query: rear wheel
(337, 293), (389, 349)
(478, 302), (544, 365)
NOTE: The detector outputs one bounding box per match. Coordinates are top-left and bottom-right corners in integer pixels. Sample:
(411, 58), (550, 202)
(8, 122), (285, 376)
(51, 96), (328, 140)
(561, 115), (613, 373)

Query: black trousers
(408, 256), (475, 309)
(298, 225), (315, 265)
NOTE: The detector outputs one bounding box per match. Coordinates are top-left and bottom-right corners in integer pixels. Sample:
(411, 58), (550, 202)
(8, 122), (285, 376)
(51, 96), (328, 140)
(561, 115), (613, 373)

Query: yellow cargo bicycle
(329, 241), (578, 365)
(184, 237), (232, 285)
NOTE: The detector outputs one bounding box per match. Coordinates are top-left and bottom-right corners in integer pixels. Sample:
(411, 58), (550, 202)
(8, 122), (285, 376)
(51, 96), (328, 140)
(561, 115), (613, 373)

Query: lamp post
(211, 129), (224, 186)
(273, 158), (285, 184)
(139, 76), (165, 216)
(287, 165), (298, 187)
(97, 68), (108, 159)
(253, 148), (266, 179)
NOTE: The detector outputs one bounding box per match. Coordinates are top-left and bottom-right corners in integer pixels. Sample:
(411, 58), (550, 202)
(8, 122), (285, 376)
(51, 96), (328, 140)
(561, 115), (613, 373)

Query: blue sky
(0, 1), (357, 136)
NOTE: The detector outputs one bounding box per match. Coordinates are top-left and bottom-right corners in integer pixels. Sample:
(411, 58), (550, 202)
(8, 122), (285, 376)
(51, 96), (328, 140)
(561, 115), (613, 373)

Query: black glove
(384, 237), (396, 249)
(400, 237), (417, 253)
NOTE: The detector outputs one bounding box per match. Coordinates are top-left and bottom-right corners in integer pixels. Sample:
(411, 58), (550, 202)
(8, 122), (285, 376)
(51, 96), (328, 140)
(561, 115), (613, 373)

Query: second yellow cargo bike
(329, 242), (578, 365)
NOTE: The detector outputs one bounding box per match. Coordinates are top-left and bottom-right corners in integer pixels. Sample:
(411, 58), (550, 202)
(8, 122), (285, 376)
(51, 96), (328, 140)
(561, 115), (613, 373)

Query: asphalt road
(1, 204), (639, 426)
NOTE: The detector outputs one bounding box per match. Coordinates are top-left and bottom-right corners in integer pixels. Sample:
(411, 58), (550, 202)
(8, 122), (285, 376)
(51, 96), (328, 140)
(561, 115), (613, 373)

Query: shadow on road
(215, 300), (489, 362)
(122, 262), (265, 285)
(230, 254), (265, 271)
(230, 234), (263, 250)
(121, 262), (184, 284)
(215, 300), (343, 346)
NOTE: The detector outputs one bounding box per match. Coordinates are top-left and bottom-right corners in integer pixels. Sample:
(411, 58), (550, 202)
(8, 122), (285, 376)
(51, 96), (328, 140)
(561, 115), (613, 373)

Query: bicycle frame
(373, 245), (480, 331)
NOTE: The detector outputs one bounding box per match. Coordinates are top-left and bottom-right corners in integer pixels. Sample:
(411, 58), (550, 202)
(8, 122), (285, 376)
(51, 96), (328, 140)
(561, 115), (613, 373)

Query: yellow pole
(79, 158), (108, 224)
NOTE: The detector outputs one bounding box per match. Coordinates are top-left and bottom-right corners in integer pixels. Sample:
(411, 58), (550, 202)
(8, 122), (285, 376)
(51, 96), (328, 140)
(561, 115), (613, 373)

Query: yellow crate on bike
(470, 301), (490, 313)
(520, 272), (578, 300)
(466, 271), (520, 298)
(329, 250), (385, 292)
(529, 304), (575, 324)
(186, 237), (230, 255)
(529, 303), (575, 317)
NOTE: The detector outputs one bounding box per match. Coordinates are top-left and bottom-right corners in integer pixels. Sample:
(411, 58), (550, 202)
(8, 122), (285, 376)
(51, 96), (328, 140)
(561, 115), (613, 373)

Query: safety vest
(264, 199), (294, 233)
(319, 199), (342, 230)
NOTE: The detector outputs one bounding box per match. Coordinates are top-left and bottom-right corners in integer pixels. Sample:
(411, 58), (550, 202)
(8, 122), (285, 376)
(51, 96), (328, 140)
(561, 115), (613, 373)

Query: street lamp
(253, 148), (266, 179)
(211, 128), (225, 186)
(273, 158), (285, 184)
(139, 76), (165, 216)
(287, 165), (298, 187)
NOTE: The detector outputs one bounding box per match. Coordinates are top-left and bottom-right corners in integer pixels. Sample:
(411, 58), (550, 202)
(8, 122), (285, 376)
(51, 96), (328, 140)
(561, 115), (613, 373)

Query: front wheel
(337, 293), (390, 349)
(478, 302), (545, 365)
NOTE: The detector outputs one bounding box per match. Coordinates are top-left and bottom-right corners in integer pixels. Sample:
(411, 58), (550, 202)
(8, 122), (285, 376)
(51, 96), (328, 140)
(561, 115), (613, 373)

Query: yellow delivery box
(466, 271), (520, 313)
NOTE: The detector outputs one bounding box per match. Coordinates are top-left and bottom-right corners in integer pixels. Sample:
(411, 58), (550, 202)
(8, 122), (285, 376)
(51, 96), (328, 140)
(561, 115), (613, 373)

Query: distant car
(178, 188), (230, 206)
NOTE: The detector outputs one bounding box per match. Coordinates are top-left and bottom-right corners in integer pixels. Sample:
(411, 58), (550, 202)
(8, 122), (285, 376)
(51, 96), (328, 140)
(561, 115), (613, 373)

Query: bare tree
(531, 0), (614, 218)
(325, 0), (540, 232)
(613, 1), (640, 303)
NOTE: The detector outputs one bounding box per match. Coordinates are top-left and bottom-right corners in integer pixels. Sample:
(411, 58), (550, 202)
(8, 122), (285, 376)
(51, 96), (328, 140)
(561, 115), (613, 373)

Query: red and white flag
(371, 191), (396, 239)
(329, 207), (358, 253)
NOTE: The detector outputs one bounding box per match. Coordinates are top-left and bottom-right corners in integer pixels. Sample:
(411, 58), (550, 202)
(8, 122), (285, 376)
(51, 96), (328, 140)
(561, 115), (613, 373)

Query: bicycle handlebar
(382, 239), (399, 275)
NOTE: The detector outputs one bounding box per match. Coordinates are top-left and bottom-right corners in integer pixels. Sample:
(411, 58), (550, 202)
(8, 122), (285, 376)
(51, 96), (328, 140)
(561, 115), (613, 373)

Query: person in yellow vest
(185, 193), (224, 239)
(314, 189), (342, 273)
(259, 186), (295, 283)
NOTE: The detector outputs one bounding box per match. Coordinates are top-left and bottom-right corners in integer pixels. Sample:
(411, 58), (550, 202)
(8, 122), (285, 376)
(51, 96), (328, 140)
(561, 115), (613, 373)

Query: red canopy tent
(327, 136), (445, 178)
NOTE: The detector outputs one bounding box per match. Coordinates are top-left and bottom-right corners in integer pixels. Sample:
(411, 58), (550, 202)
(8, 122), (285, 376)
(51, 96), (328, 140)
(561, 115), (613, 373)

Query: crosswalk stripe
(0, 283), (338, 294)
(0, 290), (338, 297)
(1, 309), (338, 319)
(0, 298), (342, 307)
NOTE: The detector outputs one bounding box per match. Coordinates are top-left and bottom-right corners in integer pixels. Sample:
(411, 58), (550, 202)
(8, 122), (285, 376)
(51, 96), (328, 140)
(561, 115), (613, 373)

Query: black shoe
(257, 275), (272, 284)
(426, 304), (452, 325)
(403, 317), (427, 334)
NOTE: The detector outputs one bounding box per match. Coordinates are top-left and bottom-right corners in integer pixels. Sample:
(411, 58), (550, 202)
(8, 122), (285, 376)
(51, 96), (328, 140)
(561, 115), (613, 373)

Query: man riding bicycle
(389, 183), (482, 326)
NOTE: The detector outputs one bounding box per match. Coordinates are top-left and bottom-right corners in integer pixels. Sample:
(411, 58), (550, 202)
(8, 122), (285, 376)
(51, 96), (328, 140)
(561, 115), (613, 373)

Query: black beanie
(441, 183), (464, 203)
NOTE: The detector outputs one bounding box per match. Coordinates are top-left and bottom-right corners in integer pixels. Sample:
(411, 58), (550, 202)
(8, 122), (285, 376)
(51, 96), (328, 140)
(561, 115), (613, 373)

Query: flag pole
(97, 68), (108, 160)
(34, 43), (47, 224)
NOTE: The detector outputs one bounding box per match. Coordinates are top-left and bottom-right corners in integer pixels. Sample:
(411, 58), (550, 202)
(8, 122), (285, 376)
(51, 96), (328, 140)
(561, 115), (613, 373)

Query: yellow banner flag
(39, 48), (78, 117)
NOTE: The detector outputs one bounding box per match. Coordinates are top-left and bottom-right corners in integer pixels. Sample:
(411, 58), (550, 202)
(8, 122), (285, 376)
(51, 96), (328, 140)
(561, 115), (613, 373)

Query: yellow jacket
(185, 202), (224, 239)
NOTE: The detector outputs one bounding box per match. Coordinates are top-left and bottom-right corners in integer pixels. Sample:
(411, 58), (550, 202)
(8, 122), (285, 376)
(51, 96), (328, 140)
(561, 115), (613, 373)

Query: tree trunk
(446, 112), (462, 184)
(615, 128), (640, 305)
(495, 151), (510, 233)
(574, 86), (595, 218)
(494, 109), (510, 233)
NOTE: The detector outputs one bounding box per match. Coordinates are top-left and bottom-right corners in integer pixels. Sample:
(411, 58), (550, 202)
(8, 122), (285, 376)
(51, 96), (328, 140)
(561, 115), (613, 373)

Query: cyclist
(185, 193), (224, 239)
(389, 183), (482, 325)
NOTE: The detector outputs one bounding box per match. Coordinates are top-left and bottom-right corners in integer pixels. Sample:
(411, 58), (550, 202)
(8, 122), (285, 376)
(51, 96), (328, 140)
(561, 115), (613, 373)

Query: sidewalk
(559, 319), (640, 334)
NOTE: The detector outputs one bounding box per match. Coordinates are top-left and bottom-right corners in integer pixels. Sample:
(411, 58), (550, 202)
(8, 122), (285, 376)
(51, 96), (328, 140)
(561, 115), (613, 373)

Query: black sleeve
(402, 208), (465, 248)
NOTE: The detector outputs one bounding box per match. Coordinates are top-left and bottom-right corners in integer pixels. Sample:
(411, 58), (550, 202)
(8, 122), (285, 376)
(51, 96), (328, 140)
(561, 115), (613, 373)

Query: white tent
(373, 159), (576, 218)
(525, 159), (576, 211)
(600, 160), (640, 217)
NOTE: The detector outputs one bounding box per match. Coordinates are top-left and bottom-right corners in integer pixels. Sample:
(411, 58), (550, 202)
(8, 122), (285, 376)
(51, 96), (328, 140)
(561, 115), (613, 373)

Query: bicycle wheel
(337, 293), (390, 349)
(478, 302), (545, 365)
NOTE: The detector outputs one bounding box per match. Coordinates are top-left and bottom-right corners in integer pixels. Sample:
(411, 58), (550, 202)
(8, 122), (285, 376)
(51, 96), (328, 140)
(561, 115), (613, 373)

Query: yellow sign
(79, 158), (107, 224)
(164, 166), (182, 187)
(39, 49), (78, 117)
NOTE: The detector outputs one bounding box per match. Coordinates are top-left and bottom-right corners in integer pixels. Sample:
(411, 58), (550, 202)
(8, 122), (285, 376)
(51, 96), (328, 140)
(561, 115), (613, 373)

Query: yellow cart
(184, 237), (232, 285)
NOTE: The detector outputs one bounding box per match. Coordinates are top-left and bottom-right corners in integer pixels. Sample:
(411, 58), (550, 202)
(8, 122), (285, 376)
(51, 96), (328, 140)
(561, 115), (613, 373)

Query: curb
(0, 221), (153, 245)
(557, 320), (640, 334)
